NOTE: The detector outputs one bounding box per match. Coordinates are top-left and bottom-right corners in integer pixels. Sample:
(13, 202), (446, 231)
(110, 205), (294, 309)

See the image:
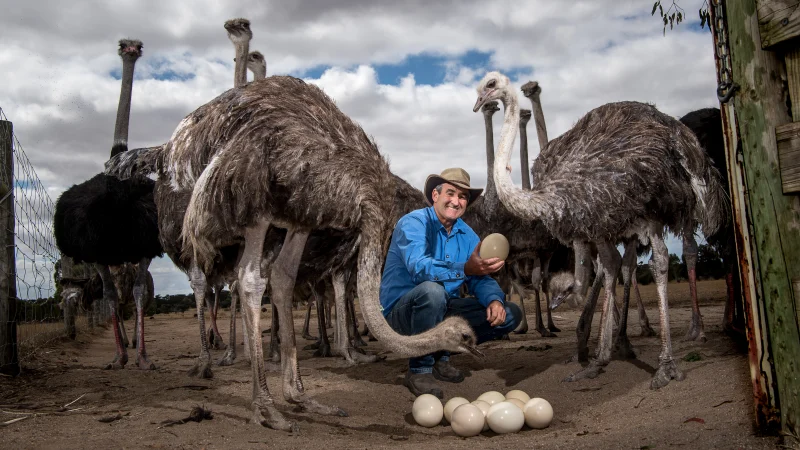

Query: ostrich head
(117, 39), (143, 62)
(473, 71), (514, 112)
(520, 109), (532, 126)
(247, 51), (267, 78)
(60, 286), (82, 309)
(224, 18), (252, 44)
(439, 317), (484, 357)
(520, 81), (541, 99)
(548, 271), (581, 310)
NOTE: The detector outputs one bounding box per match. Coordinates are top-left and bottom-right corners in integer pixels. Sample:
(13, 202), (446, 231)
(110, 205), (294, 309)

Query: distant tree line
(636, 243), (726, 285)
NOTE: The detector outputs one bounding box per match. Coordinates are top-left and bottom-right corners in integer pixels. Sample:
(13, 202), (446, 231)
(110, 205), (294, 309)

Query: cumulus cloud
(0, 0), (715, 294)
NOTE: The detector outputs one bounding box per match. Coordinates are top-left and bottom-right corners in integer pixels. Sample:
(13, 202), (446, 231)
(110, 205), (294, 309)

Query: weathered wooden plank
(0, 120), (18, 376)
(775, 121), (800, 192)
(730, 0), (800, 438)
(786, 49), (800, 119)
(756, 0), (800, 48)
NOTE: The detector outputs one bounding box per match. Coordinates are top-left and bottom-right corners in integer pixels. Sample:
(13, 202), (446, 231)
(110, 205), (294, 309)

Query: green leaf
(652, 1), (659, 16)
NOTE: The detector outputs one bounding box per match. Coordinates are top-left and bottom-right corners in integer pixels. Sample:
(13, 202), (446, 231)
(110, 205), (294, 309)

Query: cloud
(0, 0), (717, 294)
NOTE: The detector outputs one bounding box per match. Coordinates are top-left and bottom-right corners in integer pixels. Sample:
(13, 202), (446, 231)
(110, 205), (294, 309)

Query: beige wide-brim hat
(423, 167), (483, 206)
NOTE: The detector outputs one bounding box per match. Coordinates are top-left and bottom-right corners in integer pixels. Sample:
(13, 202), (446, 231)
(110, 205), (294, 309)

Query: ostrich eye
(487, 80), (497, 89)
(461, 333), (471, 341)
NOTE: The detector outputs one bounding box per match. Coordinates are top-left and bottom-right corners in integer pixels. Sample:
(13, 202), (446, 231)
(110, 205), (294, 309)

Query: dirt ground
(0, 279), (781, 449)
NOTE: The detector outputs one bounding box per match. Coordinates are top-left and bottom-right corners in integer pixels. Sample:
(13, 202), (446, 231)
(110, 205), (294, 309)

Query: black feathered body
(529, 101), (726, 245)
(54, 174), (163, 265)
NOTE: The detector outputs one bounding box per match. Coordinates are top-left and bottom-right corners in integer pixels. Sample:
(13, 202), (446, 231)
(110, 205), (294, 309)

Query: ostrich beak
(550, 293), (566, 310)
(463, 343), (485, 359)
(473, 88), (495, 112)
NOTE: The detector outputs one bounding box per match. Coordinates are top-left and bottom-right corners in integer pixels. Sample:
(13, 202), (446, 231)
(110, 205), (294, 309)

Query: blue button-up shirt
(379, 206), (505, 317)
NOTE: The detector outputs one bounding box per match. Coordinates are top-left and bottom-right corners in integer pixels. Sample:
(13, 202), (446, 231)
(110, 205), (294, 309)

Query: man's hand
(486, 300), (506, 327)
(464, 242), (504, 276)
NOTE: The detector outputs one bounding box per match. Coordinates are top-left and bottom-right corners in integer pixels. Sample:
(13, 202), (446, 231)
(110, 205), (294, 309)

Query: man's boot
(433, 359), (465, 383)
(404, 371), (444, 398)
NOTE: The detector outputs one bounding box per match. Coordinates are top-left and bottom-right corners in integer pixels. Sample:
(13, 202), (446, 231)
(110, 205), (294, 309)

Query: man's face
(431, 183), (468, 224)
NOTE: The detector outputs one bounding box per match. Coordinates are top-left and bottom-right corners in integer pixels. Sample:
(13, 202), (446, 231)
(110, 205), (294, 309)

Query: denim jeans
(385, 281), (522, 374)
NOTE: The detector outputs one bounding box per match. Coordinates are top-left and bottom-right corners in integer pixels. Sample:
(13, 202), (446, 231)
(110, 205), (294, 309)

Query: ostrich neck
(234, 41), (249, 88)
(357, 218), (463, 357)
(519, 118), (531, 190)
(482, 111), (498, 212)
(251, 65), (266, 80)
(110, 57), (137, 158)
(527, 92), (549, 153)
(494, 94), (551, 223)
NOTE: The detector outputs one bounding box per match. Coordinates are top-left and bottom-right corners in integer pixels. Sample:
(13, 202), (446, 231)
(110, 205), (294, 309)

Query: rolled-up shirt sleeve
(395, 216), (466, 283)
(467, 275), (505, 308)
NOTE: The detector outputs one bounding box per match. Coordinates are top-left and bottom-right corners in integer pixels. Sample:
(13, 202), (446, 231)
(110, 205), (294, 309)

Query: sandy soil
(0, 279), (780, 449)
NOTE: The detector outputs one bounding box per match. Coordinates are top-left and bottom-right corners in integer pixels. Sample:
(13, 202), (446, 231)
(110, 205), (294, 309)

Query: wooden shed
(710, 0), (800, 442)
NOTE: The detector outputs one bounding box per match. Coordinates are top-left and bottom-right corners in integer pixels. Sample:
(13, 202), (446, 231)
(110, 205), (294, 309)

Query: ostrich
(474, 72), (726, 388)
(54, 39), (162, 370)
(463, 101), (562, 337)
(128, 72), (480, 428)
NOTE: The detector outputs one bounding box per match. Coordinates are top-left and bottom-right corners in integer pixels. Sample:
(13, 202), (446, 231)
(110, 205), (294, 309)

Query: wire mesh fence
(0, 107), (94, 371)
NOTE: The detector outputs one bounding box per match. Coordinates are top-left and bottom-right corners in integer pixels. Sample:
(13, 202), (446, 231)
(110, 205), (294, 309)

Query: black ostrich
(53, 39), (162, 371)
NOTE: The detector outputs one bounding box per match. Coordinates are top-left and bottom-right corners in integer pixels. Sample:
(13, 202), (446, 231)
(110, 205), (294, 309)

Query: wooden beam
(730, 0), (800, 438)
(776, 121), (800, 192)
(757, 0), (800, 48)
(0, 120), (18, 376)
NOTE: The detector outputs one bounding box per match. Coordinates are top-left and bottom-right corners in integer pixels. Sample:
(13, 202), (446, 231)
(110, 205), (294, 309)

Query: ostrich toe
(651, 359), (685, 389)
(563, 360), (604, 382)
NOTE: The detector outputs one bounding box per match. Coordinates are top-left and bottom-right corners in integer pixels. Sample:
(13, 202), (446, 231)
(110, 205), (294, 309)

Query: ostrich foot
(537, 326), (557, 338)
(296, 397), (348, 417)
(684, 321), (707, 343)
(253, 396), (298, 432)
(342, 348), (386, 365)
(301, 332), (316, 341)
(613, 335), (636, 360)
(188, 356), (213, 379)
(217, 348), (236, 366)
(136, 354), (156, 370)
(650, 359), (685, 389)
(313, 341), (333, 358)
(548, 324), (561, 333)
(640, 324), (657, 337)
(207, 328), (227, 350)
(562, 354), (580, 364)
(563, 360), (605, 382)
(104, 353), (127, 370)
(351, 334), (368, 348)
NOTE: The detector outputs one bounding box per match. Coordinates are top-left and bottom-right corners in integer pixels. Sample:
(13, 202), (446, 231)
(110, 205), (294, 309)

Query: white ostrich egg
(480, 233), (510, 260)
(486, 401), (525, 434)
(443, 397), (470, 423)
(506, 397), (526, 411)
(450, 403), (485, 437)
(523, 397), (554, 429)
(412, 394), (443, 427)
(470, 399), (491, 431)
(505, 389), (531, 404)
(476, 390), (506, 406)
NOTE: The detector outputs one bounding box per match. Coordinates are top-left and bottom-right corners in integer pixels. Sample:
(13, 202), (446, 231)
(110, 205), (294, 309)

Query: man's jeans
(385, 281), (522, 374)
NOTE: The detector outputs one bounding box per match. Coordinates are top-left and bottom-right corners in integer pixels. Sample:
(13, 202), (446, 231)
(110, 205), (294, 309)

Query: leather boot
(433, 359), (464, 383)
(404, 371), (443, 398)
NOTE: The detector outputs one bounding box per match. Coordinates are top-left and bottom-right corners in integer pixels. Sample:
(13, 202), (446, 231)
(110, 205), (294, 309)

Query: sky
(0, 0), (719, 296)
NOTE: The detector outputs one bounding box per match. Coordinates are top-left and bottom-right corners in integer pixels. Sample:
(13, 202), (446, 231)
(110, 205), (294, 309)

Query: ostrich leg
(565, 241), (621, 382)
(650, 232), (685, 388)
(541, 254), (560, 332)
(613, 241), (638, 359)
(270, 228), (347, 417)
(509, 261), (529, 334)
(207, 283), (227, 350)
(531, 257), (556, 337)
(95, 264), (127, 369)
(347, 281), (368, 348)
(301, 296), (315, 340)
(683, 235), (706, 342)
(188, 265), (213, 379)
(573, 258), (605, 363)
(310, 281), (332, 357)
(331, 271), (382, 364)
(633, 276), (657, 336)
(131, 258), (156, 369)
(268, 304), (280, 363)
(219, 280), (239, 366)
(238, 221), (296, 431)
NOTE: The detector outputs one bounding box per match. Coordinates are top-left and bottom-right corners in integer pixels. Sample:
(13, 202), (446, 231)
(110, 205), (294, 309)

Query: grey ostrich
(157, 75), (481, 429)
(474, 72), (726, 388)
(53, 39), (162, 371)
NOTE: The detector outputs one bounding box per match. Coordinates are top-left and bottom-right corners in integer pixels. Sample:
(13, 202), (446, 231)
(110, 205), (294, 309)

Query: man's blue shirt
(379, 206), (505, 317)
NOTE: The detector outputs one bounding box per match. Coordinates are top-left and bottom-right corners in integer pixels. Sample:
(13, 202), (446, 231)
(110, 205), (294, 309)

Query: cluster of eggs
(411, 390), (553, 437)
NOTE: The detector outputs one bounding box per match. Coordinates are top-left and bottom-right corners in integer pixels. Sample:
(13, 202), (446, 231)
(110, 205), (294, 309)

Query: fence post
(0, 120), (18, 376)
